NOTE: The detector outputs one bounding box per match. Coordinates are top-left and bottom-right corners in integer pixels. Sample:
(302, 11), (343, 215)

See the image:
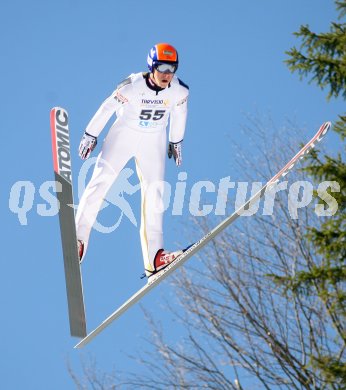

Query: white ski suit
(75, 72), (189, 271)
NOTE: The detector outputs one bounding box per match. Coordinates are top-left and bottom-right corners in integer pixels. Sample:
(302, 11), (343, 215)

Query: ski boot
(145, 249), (183, 279)
(77, 239), (85, 263)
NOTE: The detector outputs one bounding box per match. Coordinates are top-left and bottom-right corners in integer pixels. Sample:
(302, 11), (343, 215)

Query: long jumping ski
(51, 107), (87, 338)
(75, 121), (331, 348)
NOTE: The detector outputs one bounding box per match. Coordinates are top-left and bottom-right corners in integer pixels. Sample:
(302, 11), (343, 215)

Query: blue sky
(2, 1), (343, 389)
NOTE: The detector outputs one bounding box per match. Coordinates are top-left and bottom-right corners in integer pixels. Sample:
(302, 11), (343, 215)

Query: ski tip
(51, 106), (67, 112)
(323, 121), (332, 131)
(321, 121), (332, 137)
(314, 121), (332, 141)
(50, 107), (69, 123)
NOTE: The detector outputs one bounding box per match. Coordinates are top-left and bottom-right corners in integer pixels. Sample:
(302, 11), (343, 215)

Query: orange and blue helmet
(147, 43), (179, 74)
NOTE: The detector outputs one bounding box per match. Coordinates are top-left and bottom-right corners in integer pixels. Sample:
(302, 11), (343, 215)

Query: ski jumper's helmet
(147, 43), (179, 74)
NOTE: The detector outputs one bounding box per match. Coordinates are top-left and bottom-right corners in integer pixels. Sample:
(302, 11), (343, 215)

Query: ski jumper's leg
(135, 130), (166, 270)
(75, 125), (136, 247)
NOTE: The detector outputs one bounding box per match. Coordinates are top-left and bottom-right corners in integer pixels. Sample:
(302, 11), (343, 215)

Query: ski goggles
(154, 62), (177, 74)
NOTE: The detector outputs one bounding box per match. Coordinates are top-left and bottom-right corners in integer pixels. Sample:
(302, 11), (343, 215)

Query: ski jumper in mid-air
(75, 43), (189, 279)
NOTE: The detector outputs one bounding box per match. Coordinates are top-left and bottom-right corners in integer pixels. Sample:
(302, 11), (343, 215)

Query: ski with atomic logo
(50, 107), (87, 338)
(75, 121), (331, 348)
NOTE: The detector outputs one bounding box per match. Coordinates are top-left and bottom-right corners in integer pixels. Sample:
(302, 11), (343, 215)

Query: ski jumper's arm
(168, 79), (189, 143)
(84, 77), (132, 138)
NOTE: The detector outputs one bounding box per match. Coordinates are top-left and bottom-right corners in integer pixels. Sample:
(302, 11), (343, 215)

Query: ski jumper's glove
(168, 141), (183, 167)
(79, 132), (97, 160)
